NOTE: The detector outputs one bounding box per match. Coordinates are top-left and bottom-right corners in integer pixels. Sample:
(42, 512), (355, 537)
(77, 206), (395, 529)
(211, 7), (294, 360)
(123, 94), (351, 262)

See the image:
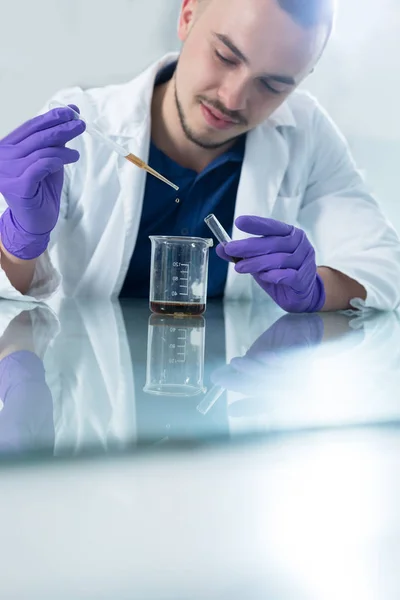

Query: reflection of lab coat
(1, 300), (400, 453)
(0, 299), (280, 454)
(0, 53), (399, 308)
(0, 301), (137, 455)
(46, 301), (138, 455)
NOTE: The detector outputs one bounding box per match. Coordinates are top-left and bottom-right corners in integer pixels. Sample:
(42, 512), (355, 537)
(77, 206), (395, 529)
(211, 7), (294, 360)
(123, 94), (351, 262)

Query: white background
(1, 0), (399, 229)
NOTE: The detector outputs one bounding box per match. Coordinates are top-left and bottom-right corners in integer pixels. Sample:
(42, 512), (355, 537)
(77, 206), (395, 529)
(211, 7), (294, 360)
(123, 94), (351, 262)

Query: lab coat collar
(100, 53), (180, 138)
(101, 52), (296, 138)
(267, 99), (297, 129)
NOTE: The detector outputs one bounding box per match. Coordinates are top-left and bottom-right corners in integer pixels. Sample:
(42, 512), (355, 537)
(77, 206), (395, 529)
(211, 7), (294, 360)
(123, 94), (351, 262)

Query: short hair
(197, 0), (336, 38)
(277, 0), (336, 29)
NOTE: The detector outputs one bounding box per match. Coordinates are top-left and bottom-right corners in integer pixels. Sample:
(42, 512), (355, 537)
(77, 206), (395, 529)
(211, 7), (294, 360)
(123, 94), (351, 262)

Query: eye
(215, 50), (236, 66)
(259, 79), (283, 95)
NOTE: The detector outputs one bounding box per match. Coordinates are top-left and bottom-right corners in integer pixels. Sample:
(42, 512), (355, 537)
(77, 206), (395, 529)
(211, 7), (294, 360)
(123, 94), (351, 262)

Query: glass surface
(149, 235), (213, 316)
(2, 299), (400, 599)
(1, 298), (400, 460)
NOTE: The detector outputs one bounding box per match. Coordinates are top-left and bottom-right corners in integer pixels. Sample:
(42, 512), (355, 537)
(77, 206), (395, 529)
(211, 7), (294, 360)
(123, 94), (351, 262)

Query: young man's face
(175, 0), (329, 149)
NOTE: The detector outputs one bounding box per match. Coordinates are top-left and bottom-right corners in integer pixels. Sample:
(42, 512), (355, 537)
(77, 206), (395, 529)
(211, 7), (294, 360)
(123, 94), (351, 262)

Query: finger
(35, 145), (80, 165)
(0, 147), (80, 178)
(0, 120), (85, 160)
(16, 157), (64, 198)
(235, 252), (301, 274)
(229, 398), (272, 418)
(215, 243), (232, 262)
(67, 104), (80, 114)
(255, 264), (315, 292)
(230, 355), (284, 375)
(17, 119), (86, 157)
(235, 215), (294, 237)
(213, 367), (267, 395)
(211, 365), (241, 389)
(247, 314), (324, 355)
(1, 107), (79, 145)
(256, 267), (298, 287)
(224, 229), (300, 259)
(228, 398), (273, 419)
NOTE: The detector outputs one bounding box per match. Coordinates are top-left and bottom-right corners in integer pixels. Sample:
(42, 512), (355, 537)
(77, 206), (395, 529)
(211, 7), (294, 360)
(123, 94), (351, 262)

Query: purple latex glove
(0, 105), (85, 260)
(211, 313), (324, 399)
(216, 215), (326, 313)
(0, 350), (54, 453)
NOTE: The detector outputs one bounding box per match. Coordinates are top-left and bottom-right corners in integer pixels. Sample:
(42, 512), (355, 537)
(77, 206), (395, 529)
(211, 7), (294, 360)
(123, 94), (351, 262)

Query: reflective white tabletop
(0, 298), (399, 598)
(0, 297), (399, 455)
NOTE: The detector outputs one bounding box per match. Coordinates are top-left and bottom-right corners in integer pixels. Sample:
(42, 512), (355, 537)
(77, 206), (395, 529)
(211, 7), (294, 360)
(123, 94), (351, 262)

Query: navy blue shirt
(120, 63), (245, 299)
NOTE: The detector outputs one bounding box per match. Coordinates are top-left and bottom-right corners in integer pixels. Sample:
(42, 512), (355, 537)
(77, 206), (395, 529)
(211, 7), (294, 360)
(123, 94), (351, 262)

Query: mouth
(200, 102), (240, 131)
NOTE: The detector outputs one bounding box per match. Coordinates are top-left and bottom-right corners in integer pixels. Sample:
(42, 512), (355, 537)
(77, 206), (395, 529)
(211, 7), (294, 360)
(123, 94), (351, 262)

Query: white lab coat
(1, 53), (400, 309)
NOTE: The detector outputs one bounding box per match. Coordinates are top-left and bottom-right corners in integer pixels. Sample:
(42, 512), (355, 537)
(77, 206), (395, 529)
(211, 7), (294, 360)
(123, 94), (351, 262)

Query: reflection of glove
(0, 106), (85, 259)
(0, 351), (54, 453)
(212, 313), (324, 398)
(216, 215), (326, 313)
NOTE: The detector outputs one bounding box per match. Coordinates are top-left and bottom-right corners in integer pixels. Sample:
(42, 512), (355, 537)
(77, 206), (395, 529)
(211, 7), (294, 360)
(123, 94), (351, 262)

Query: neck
(151, 79), (233, 173)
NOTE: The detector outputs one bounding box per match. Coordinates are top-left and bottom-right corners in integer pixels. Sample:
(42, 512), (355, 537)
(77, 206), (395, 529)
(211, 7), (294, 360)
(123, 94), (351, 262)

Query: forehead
(200, 0), (328, 79)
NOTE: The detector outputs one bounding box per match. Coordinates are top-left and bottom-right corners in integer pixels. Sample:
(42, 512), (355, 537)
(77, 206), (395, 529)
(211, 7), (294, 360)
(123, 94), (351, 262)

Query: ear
(177, 0), (199, 42)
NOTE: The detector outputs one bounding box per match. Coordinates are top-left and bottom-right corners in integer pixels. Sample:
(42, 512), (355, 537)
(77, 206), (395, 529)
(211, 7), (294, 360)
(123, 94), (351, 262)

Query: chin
(193, 132), (230, 148)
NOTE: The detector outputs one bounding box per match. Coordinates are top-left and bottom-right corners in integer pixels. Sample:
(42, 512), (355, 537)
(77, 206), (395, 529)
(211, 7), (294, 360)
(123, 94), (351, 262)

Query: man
(0, 0), (399, 311)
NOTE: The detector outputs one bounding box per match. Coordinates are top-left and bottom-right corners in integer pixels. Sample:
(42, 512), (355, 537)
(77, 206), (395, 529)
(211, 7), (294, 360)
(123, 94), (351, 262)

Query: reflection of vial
(143, 315), (206, 397)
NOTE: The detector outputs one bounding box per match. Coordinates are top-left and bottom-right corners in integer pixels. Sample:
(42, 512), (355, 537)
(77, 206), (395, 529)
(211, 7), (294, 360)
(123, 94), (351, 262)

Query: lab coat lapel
(76, 54), (178, 298)
(73, 133), (150, 299)
(111, 55), (179, 296)
(225, 123), (290, 299)
(113, 124), (151, 296)
(72, 299), (138, 445)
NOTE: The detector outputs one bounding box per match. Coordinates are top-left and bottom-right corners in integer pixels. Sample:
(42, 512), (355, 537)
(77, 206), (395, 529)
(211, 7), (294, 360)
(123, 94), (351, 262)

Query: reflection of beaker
(144, 314), (206, 397)
(149, 236), (213, 316)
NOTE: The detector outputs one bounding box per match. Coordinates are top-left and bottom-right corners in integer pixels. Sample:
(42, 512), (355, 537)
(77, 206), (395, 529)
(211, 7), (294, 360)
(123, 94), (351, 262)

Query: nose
(217, 72), (248, 112)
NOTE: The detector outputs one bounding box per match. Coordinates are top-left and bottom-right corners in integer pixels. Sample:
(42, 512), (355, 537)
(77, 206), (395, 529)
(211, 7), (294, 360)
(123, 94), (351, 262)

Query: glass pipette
(49, 101), (179, 191)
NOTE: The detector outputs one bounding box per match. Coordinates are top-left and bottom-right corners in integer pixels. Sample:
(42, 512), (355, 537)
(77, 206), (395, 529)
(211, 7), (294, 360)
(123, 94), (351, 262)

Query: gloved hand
(0, 105), (85, 260)
(0, 350), (54, 453)
(211, 313), (324, 399)
(216, 215), (326, 313)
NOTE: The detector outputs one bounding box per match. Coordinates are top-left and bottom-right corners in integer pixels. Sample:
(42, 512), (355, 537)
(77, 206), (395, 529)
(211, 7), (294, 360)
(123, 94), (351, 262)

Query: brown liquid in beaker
(150, 301), (206, 316)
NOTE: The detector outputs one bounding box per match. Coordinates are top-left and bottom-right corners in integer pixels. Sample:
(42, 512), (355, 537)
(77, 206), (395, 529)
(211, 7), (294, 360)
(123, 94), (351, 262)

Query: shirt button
(181, 228), (189, 235)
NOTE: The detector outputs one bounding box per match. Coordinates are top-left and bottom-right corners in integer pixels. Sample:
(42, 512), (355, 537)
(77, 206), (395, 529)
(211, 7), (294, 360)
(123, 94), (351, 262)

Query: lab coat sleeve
(298, 103), (400, 311)
(0, 87), (82, 303)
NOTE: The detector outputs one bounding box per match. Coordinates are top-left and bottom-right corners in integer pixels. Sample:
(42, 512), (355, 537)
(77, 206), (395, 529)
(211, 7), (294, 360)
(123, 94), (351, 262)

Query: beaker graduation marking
(176, 329), (187, 363)
(179, 264), (190, 297)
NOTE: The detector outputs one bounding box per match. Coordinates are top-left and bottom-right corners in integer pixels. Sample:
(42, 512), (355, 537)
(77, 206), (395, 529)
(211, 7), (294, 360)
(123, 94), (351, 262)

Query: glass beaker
(149, 236), (213, 316)
(144, 314), (206, 397)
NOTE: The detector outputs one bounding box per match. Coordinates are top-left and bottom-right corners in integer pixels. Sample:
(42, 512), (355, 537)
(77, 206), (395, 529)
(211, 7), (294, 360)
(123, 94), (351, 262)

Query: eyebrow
(213, 33), (297, 86)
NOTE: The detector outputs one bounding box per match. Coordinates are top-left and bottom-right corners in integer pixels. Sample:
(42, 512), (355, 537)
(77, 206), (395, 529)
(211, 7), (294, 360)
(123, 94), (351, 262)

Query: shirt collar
(154, 60), (177, 86)
(223, 134), (246, 162)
